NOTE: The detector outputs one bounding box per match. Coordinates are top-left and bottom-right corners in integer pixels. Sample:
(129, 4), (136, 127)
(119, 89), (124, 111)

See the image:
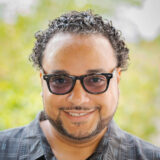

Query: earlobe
(40, 72), (42, 78)
(40, 72), (43, 85)
(40, 92), (43, 97)
(117, 68), (121, 84)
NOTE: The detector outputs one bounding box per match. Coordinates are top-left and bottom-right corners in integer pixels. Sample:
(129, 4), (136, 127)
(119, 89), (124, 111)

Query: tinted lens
(84, 75), (107, 93)
(49, 75), (73, 94)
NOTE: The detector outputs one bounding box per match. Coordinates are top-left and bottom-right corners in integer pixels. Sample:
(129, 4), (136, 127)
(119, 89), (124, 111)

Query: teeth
(68, 112), (88, 117)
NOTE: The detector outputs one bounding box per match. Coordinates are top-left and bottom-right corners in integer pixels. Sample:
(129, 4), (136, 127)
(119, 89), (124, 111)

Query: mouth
(63, 108), (97, 122)
(67, 112), (91, 116)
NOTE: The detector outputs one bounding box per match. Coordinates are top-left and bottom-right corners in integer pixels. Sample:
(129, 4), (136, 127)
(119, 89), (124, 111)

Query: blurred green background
(0, 0), (160, 146)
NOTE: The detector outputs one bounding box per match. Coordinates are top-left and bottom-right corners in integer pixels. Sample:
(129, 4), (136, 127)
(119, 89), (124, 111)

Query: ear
(39, 71), (44, 101)
(116, 68), (121, 84)
(40, 71), (43, 85)
(40, 72), (43, 78)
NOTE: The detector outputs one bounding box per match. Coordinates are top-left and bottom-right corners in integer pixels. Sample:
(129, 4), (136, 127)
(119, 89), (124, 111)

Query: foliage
(0, 0), (159, 146)
(115, 39), (160, 142)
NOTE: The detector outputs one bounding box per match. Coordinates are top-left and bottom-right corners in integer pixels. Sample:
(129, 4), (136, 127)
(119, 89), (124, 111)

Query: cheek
(96, 81), (119, 118)
(42, 82), (63, 118)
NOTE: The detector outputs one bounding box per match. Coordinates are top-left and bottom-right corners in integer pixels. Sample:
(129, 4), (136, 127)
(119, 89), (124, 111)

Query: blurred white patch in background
(0, 0), (37, 23)
(113, 0), (160, 42)
(0, 0), (160, 42)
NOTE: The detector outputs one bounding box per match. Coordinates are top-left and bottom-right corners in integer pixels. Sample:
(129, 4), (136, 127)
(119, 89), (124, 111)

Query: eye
(90, 77), (103, 83)
(50, 76), (67, 84)
(50, 75), (72, 87)
(54, 77), (66, 84)
(84, 75), (106, 86)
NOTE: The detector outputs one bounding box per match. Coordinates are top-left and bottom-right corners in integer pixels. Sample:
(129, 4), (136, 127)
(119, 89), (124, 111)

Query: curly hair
(29, 10), (129, 71)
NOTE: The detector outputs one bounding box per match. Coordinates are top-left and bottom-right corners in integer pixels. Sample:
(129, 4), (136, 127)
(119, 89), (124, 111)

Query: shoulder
(0, 112), (45, 159)
(0, 125), (27, 138)
(122, 130), (160, 159)
(0, 126), (28, 159)
(112, 121), (160, 160)
(107, 121), (160, 160)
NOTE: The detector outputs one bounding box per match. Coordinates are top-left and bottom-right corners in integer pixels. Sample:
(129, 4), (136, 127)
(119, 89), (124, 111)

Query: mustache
(59, 106), (100, 111)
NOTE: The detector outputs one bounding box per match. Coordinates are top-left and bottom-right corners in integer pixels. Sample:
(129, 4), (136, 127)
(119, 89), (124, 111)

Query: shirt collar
(87, 120), (123, 159)
(22, 111), (53, 160)
(22, 111), (123, 160)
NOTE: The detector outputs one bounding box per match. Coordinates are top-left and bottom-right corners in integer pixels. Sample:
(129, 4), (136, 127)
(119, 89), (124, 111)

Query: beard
(44, 106), (115, 142)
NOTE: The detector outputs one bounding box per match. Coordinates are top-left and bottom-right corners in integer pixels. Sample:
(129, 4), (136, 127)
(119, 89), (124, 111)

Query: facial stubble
(44, 106), (117, 142)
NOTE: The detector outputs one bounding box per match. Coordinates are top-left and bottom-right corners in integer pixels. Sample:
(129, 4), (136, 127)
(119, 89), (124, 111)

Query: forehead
(42, 33), (117, 75)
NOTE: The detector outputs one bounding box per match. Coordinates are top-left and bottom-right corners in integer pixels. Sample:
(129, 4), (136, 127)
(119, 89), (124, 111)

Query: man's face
(41, 33), (121, 141)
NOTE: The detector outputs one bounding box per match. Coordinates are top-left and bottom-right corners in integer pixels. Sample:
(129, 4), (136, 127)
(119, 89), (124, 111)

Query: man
(0, 10), (159, 160)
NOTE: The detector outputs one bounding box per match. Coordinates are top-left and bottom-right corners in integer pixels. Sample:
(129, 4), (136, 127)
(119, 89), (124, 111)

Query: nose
(67, 80), (90, 105)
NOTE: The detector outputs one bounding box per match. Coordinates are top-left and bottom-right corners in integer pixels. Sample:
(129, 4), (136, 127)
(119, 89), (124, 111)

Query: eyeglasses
(42, 69), (116, 95)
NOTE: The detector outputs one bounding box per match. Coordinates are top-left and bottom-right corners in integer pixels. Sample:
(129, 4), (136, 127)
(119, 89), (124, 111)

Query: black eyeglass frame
(42, 69), (116, 95)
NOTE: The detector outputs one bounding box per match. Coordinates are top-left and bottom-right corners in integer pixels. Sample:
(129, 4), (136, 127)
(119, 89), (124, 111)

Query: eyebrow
(50, 69), (107, 75)
(86, 69), (107, 74)
(50, 70), (69, 75)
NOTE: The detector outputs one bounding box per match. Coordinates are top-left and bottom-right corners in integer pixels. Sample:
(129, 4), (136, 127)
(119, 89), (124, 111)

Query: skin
(40, 33), (121, 160)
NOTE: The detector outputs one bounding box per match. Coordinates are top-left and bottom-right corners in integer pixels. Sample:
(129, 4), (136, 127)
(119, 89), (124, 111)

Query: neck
(40, 120), (107, 160)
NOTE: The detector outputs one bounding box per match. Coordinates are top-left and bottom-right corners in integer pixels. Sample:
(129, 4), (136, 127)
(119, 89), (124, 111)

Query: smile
(63, 108), (97, 122)
(68, 112), (90, 117)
